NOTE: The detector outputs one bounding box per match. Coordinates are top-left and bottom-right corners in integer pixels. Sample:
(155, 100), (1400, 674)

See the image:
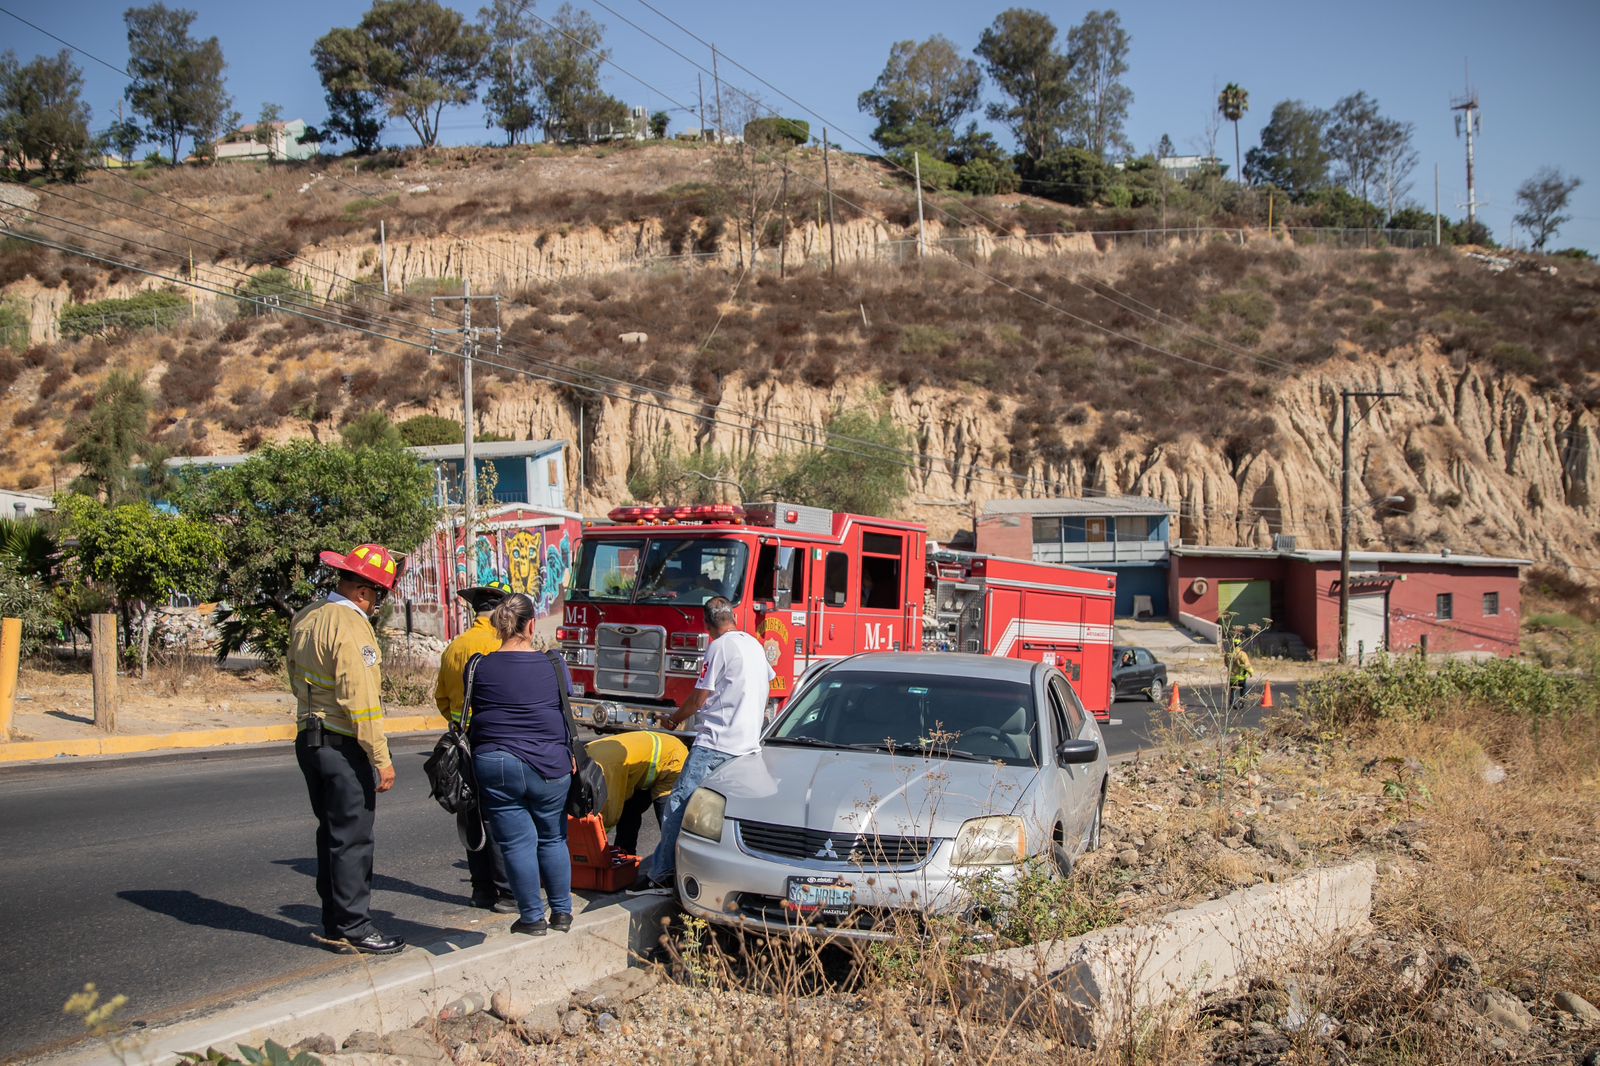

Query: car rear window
(771, 670), (1037, 765)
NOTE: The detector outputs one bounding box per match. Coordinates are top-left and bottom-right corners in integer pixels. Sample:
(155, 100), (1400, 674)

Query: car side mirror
(1056, 738), (1100, 765)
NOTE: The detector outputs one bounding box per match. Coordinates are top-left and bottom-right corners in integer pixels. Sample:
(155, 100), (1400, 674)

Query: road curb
(41, 895), (676, 1065)
(0, 715), (448, 766)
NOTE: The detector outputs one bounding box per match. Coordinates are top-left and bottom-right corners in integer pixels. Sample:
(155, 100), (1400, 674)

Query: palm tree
(1218, 83), (1249, 183)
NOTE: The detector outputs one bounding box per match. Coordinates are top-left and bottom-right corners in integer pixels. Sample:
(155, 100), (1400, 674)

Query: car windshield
(768, 670), (1038, 766)
(569, 537), (750, 605)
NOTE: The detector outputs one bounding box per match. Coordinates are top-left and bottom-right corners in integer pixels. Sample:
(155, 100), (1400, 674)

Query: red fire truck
(557, 503), (1118, 732)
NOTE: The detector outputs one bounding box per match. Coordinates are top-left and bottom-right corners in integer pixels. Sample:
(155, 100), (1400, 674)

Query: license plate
(784, 875), (854, 918)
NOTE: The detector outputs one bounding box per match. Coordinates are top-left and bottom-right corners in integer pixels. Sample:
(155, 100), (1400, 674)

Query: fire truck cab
(559, 503), (925, 732)
(560, 502), (1120, 730)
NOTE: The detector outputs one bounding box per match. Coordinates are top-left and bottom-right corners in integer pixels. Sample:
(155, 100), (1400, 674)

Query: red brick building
(1169, 546), (1528, 661)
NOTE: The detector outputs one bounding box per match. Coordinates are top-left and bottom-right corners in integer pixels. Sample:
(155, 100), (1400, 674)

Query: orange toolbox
(567, 814), (642, 892)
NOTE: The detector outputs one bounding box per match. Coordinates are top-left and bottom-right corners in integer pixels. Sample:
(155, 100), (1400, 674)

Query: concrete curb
(42, 896), (675, 1066)
(0, 715), (448, 766)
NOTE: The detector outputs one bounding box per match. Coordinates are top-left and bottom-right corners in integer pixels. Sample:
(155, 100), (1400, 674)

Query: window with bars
(1436, 593), (1454, 620)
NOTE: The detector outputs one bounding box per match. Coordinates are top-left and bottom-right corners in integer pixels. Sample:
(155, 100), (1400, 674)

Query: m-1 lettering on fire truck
(564, 605), (590, 626)
(863, 623), (896, 651)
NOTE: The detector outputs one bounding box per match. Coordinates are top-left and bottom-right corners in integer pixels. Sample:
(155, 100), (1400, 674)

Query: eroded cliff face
(444, 341), (1597, 573)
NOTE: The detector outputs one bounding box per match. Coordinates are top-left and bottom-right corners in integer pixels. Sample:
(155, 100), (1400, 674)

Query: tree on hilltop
(124, 4), (233, 164)
(1326, 91), (1413, 215)
(974, 8), (1073, 164)
(1514, 167), (1582, 252)
(311, 27), (385, 153)
(478, 0), (539, 145)
(315, 0), (488, 149)
(1064, 10), (1132, 162)
(0, 50), (95, 180)
(526, 4), (625, 143)
(1217, 83), (1248, 183)
(1244, 99), (1328, 201)
(858, 35), (982, 159)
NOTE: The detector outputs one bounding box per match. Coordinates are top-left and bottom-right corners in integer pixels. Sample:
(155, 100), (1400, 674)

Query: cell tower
(1451, 67), (1481, 228)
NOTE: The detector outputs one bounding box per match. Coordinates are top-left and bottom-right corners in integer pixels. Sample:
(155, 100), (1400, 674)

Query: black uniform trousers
(295, 728), (377, 939)
(465, 828), (512, 900)
(615, 790), (669, 856)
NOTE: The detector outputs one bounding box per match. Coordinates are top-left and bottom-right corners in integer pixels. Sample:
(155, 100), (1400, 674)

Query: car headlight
(951, 816), (1027, 866)
(681, 789), (726, 843)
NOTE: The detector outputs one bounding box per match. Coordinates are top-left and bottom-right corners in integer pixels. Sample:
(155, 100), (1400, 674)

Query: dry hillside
(2, 142), (1598, 575)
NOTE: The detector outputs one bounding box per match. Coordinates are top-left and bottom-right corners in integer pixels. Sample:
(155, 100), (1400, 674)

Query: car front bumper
(675, 822), (1018, 942)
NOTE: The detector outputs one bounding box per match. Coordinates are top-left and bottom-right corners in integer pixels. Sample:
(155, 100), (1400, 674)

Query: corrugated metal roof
(1171, 545), (1532, 568)
(982, 495), (1175, 517)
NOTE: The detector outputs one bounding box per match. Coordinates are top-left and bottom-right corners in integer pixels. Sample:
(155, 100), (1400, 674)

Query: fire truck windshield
(569, 536), (749, 606)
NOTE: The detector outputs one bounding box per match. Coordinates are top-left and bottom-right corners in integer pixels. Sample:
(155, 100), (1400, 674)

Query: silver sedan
(674, 653), (1109, 940)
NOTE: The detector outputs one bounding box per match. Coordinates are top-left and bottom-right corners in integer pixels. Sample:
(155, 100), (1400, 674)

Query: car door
(1046, 673), (1094, 843)
(1136, 648), (1162, 691)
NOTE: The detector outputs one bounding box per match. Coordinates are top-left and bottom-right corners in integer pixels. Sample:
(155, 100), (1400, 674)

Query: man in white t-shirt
(629, 596), (774, 895)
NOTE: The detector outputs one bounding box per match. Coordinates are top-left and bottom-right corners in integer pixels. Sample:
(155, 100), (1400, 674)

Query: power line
(0, 4), (132, 79)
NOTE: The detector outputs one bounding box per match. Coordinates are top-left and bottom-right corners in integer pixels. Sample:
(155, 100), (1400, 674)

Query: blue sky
(4, 0), (1598, 251)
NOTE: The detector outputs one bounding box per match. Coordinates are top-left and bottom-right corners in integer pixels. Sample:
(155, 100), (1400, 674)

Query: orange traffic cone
(1167, 683), (1183, 714)
(1261, 681), (1274, 709)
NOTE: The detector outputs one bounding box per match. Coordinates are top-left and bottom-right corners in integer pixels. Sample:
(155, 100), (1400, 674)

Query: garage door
(1347, 592), (1387, 661)
(1218, 580), (1271, 630)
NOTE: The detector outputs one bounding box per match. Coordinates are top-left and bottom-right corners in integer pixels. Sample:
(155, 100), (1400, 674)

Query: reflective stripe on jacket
(585, 731), (690, 829)
(289, 599), (391, 770)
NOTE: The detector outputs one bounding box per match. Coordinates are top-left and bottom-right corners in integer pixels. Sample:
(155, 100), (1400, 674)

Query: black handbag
(423, 653), (487, 851)
(548, 650), (607, 818)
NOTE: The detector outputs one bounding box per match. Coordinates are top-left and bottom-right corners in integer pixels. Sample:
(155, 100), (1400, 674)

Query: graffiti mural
(398, 506), (582, 640)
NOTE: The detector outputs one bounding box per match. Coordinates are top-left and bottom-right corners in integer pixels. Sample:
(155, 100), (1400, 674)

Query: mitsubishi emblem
(815, 839), (840, 860)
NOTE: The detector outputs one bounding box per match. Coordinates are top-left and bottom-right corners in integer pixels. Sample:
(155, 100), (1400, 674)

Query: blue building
(977, 495), (1174, 618)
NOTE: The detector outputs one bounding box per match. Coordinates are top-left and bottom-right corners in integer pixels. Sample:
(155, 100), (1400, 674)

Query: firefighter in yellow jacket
(290, 543), (404, 955)
(433, 579), (517, 912)
(584, 731), (689, 854)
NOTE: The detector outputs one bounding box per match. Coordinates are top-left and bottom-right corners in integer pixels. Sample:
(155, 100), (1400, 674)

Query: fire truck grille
(737, 821), (933, 868)
(594, 624), (666, 698)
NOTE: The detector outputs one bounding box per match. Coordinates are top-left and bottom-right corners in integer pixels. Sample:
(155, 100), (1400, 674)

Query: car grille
(736, 820), (933, 868)
(730, 893), (925, 934)
(594, 624), (665, 698)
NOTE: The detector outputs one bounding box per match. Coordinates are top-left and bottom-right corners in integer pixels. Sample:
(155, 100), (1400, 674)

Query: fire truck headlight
(952, 816), (1027, 867)
(682, 789), (726, 843)
(592, 702), (620, 726)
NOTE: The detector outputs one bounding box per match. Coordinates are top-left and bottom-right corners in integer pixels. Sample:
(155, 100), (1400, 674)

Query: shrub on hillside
(0, 299), (29, 351)
(397, 414), (462, 447)
(742, 117), (809, 147)
(1297, 654), (1596, 731)
(60, 291), (188, 338)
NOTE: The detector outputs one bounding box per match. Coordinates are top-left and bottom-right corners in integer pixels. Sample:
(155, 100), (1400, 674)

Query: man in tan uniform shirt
(290, 543), (404, 955)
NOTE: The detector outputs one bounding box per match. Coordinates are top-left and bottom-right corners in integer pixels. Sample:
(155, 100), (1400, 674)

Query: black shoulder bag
(548, 650), (607, 818)
(423, 653), (487, 852)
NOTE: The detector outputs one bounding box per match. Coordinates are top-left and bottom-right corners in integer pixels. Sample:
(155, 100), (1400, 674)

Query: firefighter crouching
(434, 579), (518, 913)
(1226, 637), (1253, 711)
(585, 731), (689, 854)
(290, 543), (405, 955)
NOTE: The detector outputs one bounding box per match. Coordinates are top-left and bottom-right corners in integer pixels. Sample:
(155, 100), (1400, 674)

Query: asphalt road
(0, 736), (660, 1064)
(0, 686), (1292, 1062)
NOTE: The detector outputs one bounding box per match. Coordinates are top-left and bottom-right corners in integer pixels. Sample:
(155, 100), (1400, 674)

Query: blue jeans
(644, 744), (736, 885)
(473, 750), (572, 923)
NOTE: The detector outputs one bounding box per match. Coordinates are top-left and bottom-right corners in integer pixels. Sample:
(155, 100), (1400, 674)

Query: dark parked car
(1113, 646), (1167, 702)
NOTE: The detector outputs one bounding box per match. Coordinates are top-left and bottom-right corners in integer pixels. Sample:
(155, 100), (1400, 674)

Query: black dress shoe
(511, 918), (549, 936)
(550, 911), (573, 933)
(335, 931), (406, 955)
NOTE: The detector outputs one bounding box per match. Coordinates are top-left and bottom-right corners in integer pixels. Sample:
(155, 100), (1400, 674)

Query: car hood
(704, 745), (1038, 839)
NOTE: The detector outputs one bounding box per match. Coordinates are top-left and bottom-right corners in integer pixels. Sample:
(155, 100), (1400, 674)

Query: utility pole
(711, 44), (725, 144)
(697, 73), (706, 142)
(379, 220), (389, 295)
(1338, 388), (1404, 664)
(1433, 164), (1441, 246)
(431, 281), (502, 588)
(822, 127), (838, 276)
(1451, 73), (1481, 230)
(913, 151), (927, 262)
(777, 164), (789, 278)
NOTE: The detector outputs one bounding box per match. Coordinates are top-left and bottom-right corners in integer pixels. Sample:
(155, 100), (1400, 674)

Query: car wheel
(1050, 823), (1074, 878)
(1147, 677), (1165, 703)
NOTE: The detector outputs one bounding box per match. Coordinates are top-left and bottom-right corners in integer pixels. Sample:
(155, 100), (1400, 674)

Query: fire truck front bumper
(568, 697), (667, 732)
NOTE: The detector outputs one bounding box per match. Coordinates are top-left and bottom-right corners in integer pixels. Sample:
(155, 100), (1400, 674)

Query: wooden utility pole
(1338, 389), (1404, 663)
(711, 45), (725, 144)
(431, 283), (503, 588)
(913, 152), (928, 262)
(91, 613), (117, 732)
(822, 128), (838, 276)
(380, 220), (389, 294)
(697, 74), (706, 142)
(777, 165), (789, 278)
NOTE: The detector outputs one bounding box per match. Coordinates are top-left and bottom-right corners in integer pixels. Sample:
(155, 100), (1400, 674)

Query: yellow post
(0, 617), (19, 739)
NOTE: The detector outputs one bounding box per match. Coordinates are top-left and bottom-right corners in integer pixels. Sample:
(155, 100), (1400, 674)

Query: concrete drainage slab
(962, 860), (1376, 1047)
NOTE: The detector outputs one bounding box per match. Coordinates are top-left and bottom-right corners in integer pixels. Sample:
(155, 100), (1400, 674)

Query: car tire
(1050, 823), (1074, 878)
(1147, 677), (1165, 703)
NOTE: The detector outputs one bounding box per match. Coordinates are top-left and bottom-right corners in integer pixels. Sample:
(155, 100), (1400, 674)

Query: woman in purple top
(468, 593), (575, 935)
